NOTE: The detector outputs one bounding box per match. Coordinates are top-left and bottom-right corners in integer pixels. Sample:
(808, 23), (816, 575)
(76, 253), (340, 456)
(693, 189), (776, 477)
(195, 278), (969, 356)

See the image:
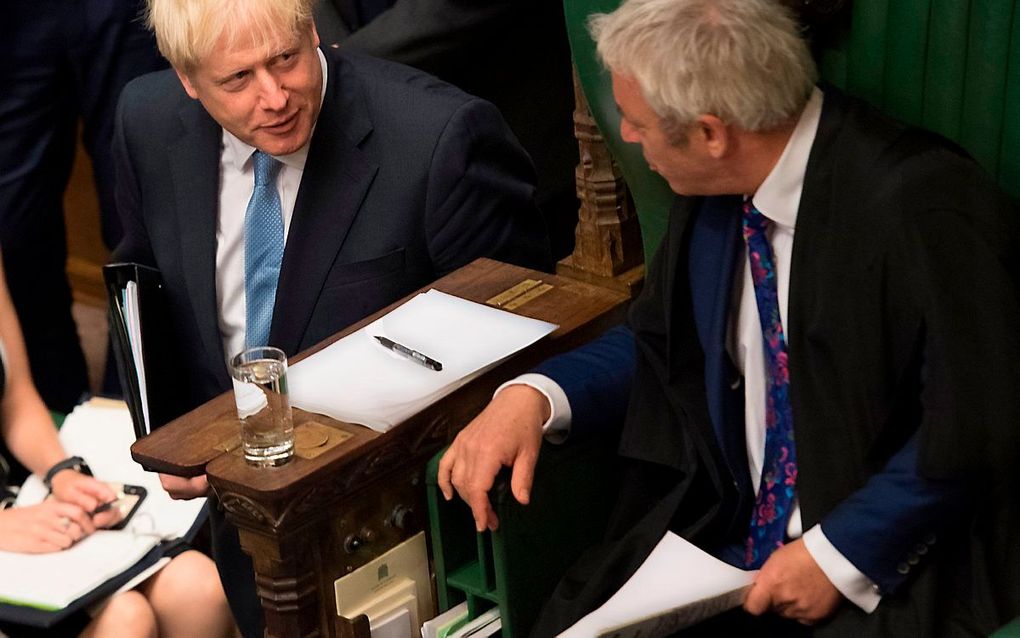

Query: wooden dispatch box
(131, 258), (631, 638)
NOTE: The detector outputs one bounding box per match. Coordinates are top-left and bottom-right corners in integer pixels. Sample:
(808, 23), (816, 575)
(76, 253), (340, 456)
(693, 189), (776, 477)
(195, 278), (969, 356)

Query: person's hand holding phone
(50, 471), (123, 529)
(49, 469), (115, 511)
(95, 483), (147, 531)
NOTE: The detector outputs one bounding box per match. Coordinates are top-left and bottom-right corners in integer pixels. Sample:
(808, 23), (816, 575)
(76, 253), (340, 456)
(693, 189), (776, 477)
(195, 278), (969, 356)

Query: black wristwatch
(43, 456), (92, 492)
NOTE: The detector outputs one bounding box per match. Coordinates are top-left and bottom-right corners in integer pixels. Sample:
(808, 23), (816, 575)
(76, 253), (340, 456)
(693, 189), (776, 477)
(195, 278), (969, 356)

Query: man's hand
(0, 499), (95, 553)
(743, 538), (843, 625)
(437, 384), (549, 532)
(159, 473), (210, 500)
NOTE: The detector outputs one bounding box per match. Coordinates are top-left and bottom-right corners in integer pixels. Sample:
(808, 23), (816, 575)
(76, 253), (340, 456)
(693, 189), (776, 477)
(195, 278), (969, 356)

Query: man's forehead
(199, 24), (307, 72)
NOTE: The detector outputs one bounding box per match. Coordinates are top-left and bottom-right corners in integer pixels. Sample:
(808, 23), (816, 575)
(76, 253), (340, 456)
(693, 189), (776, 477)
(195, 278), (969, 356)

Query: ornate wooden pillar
(556, 68), (644, 296)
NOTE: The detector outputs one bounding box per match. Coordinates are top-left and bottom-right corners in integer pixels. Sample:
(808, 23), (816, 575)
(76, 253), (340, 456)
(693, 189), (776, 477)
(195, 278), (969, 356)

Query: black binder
(103, 263), (181, 437)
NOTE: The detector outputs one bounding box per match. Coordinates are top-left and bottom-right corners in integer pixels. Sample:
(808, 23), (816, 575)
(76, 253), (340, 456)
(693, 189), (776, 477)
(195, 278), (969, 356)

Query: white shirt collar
(221, 47), (329, 173)
(750, 87), (824, 231)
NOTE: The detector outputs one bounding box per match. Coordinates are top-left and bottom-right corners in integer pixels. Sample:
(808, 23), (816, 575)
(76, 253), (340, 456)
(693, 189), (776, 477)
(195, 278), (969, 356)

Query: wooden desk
(131, 258), (628, 637)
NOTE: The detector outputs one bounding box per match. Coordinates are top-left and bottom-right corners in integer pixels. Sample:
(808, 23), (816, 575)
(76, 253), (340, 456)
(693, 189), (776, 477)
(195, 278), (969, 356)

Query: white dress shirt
(215, 50), (328, 365)
(500, 88), (881, 612)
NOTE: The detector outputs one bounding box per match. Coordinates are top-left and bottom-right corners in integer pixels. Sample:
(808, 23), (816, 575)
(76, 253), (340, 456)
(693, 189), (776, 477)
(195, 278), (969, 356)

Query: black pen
(374, 336), (443, 371)
(91, 500), (117, 516)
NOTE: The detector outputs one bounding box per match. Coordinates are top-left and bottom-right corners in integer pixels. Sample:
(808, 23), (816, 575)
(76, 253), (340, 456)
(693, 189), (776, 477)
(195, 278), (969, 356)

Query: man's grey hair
(590, 0), (817, 135)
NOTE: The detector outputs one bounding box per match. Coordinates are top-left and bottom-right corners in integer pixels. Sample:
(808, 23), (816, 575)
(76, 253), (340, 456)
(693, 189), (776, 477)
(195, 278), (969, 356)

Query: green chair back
(816, 0), (1020, 201)
(563, 0), (675, 263)
(564, 0), (1020, 260)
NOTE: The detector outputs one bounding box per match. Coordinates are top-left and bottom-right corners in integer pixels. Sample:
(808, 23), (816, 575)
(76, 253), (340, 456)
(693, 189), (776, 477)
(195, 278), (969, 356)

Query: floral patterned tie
(742, 199), (798, 569)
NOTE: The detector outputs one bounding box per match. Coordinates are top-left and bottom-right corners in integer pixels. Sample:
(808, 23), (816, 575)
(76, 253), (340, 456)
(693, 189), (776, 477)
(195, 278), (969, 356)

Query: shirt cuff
(493, 374), (571, 443)
(802, 525), (882, 613)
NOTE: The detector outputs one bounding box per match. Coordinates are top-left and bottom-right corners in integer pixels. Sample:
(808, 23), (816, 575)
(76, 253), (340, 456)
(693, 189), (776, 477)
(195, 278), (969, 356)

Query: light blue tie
(244, 151), (284, 349)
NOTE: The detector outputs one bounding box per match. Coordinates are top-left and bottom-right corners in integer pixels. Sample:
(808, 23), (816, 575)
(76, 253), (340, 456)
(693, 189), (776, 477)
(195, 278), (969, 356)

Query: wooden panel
(64, 139), (109, 307)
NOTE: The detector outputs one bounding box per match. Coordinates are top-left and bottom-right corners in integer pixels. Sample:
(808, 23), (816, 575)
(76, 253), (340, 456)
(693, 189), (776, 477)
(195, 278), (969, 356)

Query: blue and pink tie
(742, 199), (798, 569)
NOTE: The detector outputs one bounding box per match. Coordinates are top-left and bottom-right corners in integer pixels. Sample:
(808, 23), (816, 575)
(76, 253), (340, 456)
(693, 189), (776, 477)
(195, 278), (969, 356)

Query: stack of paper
(557, 533), (755, 637)
(421, 602), (468, 638)
(448, 607), (500, 638)
(0, 401), (205, 611)
(289, 289), (557, 431)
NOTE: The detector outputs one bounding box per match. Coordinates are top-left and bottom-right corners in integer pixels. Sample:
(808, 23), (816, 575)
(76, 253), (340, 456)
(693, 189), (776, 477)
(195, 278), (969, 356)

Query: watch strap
(43, 456), (92, 490)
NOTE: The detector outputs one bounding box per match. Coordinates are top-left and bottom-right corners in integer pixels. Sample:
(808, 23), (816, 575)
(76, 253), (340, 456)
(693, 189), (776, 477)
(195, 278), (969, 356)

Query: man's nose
(256, 71), (287, 111)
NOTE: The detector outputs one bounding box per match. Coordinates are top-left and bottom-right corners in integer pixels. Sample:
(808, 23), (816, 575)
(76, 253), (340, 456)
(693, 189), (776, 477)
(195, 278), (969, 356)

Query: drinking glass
(229, 346), (294, 467)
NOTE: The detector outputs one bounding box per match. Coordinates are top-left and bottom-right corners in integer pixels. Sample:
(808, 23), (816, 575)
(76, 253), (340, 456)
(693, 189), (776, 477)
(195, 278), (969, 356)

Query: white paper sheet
(0, 401), (205, 610)
(289, 289), (557, 431)
(557, 532), (755, 638)
(123, 281), (150, 434)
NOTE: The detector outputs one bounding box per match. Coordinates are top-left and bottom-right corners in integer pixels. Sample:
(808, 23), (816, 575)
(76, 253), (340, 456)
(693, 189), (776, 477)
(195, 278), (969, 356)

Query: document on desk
(288, 289), (558, 431)
(557, 532), (755, 638)
(0, 400), (205, 612)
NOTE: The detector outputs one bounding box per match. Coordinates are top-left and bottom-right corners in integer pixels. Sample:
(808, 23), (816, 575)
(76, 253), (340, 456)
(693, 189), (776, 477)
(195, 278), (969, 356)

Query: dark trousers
(209, 500), (265, 638)
(0, 1), (164, 412)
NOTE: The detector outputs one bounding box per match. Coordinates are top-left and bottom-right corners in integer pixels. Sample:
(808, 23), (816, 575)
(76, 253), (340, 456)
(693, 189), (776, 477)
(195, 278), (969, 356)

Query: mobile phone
(96, 483), (147, 530)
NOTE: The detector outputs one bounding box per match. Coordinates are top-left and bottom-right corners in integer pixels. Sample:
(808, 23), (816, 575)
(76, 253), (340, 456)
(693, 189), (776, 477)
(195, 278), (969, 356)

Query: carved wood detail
(560, 67), (643, 282)
(241, 532), (324, 638)
(217, 412), (452, 533)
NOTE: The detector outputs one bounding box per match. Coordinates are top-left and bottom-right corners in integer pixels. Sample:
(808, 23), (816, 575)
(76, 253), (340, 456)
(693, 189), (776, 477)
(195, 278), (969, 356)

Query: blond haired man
(113, 0), (549, 634)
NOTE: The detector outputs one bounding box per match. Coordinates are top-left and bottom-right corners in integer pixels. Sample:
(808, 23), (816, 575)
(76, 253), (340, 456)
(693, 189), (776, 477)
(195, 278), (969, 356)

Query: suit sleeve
(318, 1), (517, 69)
(423, 97), (551, 274)
(819, 432), (968, 596)
(819, 187), (1018, 595)
(111, 82), (156, 267)
(531, 325), (636, 441)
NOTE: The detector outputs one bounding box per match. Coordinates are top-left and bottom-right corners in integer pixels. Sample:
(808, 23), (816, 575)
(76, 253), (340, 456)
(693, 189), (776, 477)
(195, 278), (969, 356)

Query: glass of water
(229, 346), (294, 467)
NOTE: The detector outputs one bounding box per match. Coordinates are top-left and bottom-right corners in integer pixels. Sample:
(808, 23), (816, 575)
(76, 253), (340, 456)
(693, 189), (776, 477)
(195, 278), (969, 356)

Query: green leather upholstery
(817, 0), (1020, 202)
(564, 0), (1018, 259)
(563, 0), (675, 263)
(993, 616), (1020, 638)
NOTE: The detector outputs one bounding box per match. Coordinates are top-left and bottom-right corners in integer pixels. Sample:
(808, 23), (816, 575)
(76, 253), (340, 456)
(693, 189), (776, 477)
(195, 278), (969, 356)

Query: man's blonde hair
(590, 0), (817, 134)
(146, 0), (315, 71)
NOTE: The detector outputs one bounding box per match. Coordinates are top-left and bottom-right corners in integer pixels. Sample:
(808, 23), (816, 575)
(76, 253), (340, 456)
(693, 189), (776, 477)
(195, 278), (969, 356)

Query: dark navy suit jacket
(112, 48), (550, 637)
(113, 48), (550, 419)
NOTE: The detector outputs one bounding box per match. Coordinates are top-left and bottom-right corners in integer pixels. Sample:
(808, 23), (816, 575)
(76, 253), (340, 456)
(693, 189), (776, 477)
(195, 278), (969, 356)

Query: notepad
(289, 289), (558, 431)
(557, 532), (755, 637)
(0, 401), (205, 612)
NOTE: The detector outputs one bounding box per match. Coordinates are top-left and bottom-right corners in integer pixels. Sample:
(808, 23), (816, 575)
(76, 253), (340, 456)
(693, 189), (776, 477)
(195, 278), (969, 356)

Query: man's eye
(220, 71), (249, 90)
(274, 52), (297, 66)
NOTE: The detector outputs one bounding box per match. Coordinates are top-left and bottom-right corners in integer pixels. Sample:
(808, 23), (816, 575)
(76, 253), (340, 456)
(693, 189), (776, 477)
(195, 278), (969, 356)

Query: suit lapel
(168, 100), (229, 383)
(687, 196), (748, 479)
(270, 52), (378, 355)
(788, 88), (843, 379)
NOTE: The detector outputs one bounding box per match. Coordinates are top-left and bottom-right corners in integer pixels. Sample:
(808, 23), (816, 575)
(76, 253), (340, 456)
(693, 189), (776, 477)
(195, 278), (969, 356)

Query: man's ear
(696, 114), (730, 159)
(175, 69), (200, 100)
(309, 22), (321, 49)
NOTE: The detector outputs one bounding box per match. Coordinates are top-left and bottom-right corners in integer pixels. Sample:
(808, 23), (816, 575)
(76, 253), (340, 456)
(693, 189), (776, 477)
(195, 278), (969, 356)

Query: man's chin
(254, 131), (311, 157)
